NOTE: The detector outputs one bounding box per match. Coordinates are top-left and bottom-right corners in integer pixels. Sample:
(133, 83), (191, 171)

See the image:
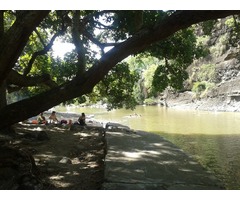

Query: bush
(192, 81), (215, 98)
(144, 98), (158, 105)
(198, 64), (216, 82)
(192, 82), (206, 93)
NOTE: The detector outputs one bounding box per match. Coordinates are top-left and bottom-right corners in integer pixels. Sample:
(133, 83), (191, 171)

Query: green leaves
(3, 10), (222, 111)
(152, 62), (188, 93)
(141, 28), (207, 94)
(95, 62), (139, 110)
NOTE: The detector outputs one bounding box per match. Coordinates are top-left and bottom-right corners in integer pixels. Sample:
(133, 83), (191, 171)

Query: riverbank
(166, 91), (240, 112)
(0, 120), (225, 190)
(1, 109), (238, 190)
(57, 108), (240, 190)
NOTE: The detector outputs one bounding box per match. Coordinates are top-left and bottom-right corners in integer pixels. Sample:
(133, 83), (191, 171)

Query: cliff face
(166, 17), (240, 112)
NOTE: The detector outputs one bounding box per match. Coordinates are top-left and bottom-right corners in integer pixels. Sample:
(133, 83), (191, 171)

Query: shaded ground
(103, 130), (225, 190)
(0, 122), (106, 190)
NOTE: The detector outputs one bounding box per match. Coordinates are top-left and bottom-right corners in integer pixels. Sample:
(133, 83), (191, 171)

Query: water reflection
(157, 133), (240, 189)
(55, 105), (240, 189)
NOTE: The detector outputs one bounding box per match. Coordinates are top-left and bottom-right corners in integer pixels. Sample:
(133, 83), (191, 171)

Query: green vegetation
(143, 98), (158, 105)
(94, 62), (139, 110)
(3, 13), (233, 106)
(209, 33), (228, 57)
(225, 16), (240, 47)
(1, 11), (240, 129)
(187, 16), (240, 99)
(192, 81), (215, 98)
(198, 64), (216, 82)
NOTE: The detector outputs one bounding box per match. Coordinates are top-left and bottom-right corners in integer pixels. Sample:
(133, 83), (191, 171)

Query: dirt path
(5, 123), (106, 189)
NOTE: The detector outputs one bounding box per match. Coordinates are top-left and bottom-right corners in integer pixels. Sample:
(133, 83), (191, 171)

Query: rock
(59, 157), (72, 164)
(0, 146), (41, 189)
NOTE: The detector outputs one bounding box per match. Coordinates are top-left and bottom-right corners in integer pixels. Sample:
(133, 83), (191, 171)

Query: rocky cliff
(166, 17), (240, 112)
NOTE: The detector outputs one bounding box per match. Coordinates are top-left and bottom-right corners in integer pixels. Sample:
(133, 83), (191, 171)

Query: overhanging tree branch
(0, 11), (50, 86)
(23, 30), (64, 76)
(83, 30), (120, 51)
(34, 29), (46, 47)
(7, 70), (58, 88)
(1, 10), (240, 130)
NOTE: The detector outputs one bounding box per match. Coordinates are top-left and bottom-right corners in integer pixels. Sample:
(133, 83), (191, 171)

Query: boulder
(0, 146), (42, 189)
(59, 157), (72, 164)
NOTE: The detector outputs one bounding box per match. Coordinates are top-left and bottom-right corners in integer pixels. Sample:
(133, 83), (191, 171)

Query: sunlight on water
(56, 105), (240, 189)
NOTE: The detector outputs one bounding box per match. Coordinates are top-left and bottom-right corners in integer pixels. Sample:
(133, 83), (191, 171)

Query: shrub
(144, 98), (158, 105)
(192, 82), (206, 93)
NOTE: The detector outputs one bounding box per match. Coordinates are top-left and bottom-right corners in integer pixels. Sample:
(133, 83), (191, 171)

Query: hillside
(166, 16), (240, 112)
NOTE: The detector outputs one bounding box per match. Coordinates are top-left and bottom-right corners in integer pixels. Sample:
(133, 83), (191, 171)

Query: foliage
(199, 20), (217, 35)
(3, 11), (16, 31)
(143, 64), (158, 92)
(192, 81), (207, 93)
(192, 81), (215, 98)
(197, 64), (216, 82)
(143, 28), (207, 93)
(109, 11), (167, 40)
(1, 10), (239, 129)
(225, 15), (240, 47)
(94, 62), (139, 110)
(209, 33), (228, 57)
(143, 98), (157, 105)
(152, 62), (189, 93)
(5, 11), (150, 108)
(127, 56), (164, 102)
(1, 11), (223, 108)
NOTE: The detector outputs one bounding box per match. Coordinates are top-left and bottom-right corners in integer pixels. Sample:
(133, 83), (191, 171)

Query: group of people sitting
(37, 111), (86, 126)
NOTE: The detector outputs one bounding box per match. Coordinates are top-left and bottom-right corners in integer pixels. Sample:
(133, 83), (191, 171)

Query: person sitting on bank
(49, 111), (59, 124)
(37, 112), (47, 124)
(78, 113), (86, 126)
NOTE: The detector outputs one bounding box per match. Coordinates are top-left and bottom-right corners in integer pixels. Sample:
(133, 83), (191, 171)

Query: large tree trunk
(1, 10), (240, 130)
(0, 81), (6, 110)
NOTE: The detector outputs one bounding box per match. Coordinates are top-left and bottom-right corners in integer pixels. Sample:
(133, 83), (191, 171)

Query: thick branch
(72, 11), (86, 76)
(83, 30), (119, 50)
(23, 31), (62, 76)
(1, 11), (240, 129)
(7, 70), (57, 88)
(79, 10), (240, 93)
(0, 11), (50, 85)
(34, 29), (47, 47)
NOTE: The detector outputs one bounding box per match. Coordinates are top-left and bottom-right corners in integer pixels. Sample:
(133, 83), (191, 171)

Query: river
(55, 105), (240, 189)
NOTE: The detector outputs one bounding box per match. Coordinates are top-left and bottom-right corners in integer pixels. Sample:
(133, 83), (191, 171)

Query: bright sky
(52, 41), (75, 59)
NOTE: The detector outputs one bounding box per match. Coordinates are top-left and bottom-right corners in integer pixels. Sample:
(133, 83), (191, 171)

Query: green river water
(55, 105), (240, 189)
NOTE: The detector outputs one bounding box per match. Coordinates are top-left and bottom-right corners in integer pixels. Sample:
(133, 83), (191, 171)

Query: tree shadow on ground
(0, 123), (106, 190)
(104, 130), (225, 189)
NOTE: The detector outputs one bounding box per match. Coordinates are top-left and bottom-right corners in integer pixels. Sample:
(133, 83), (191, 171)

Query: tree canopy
(1, 10), (240, 130)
